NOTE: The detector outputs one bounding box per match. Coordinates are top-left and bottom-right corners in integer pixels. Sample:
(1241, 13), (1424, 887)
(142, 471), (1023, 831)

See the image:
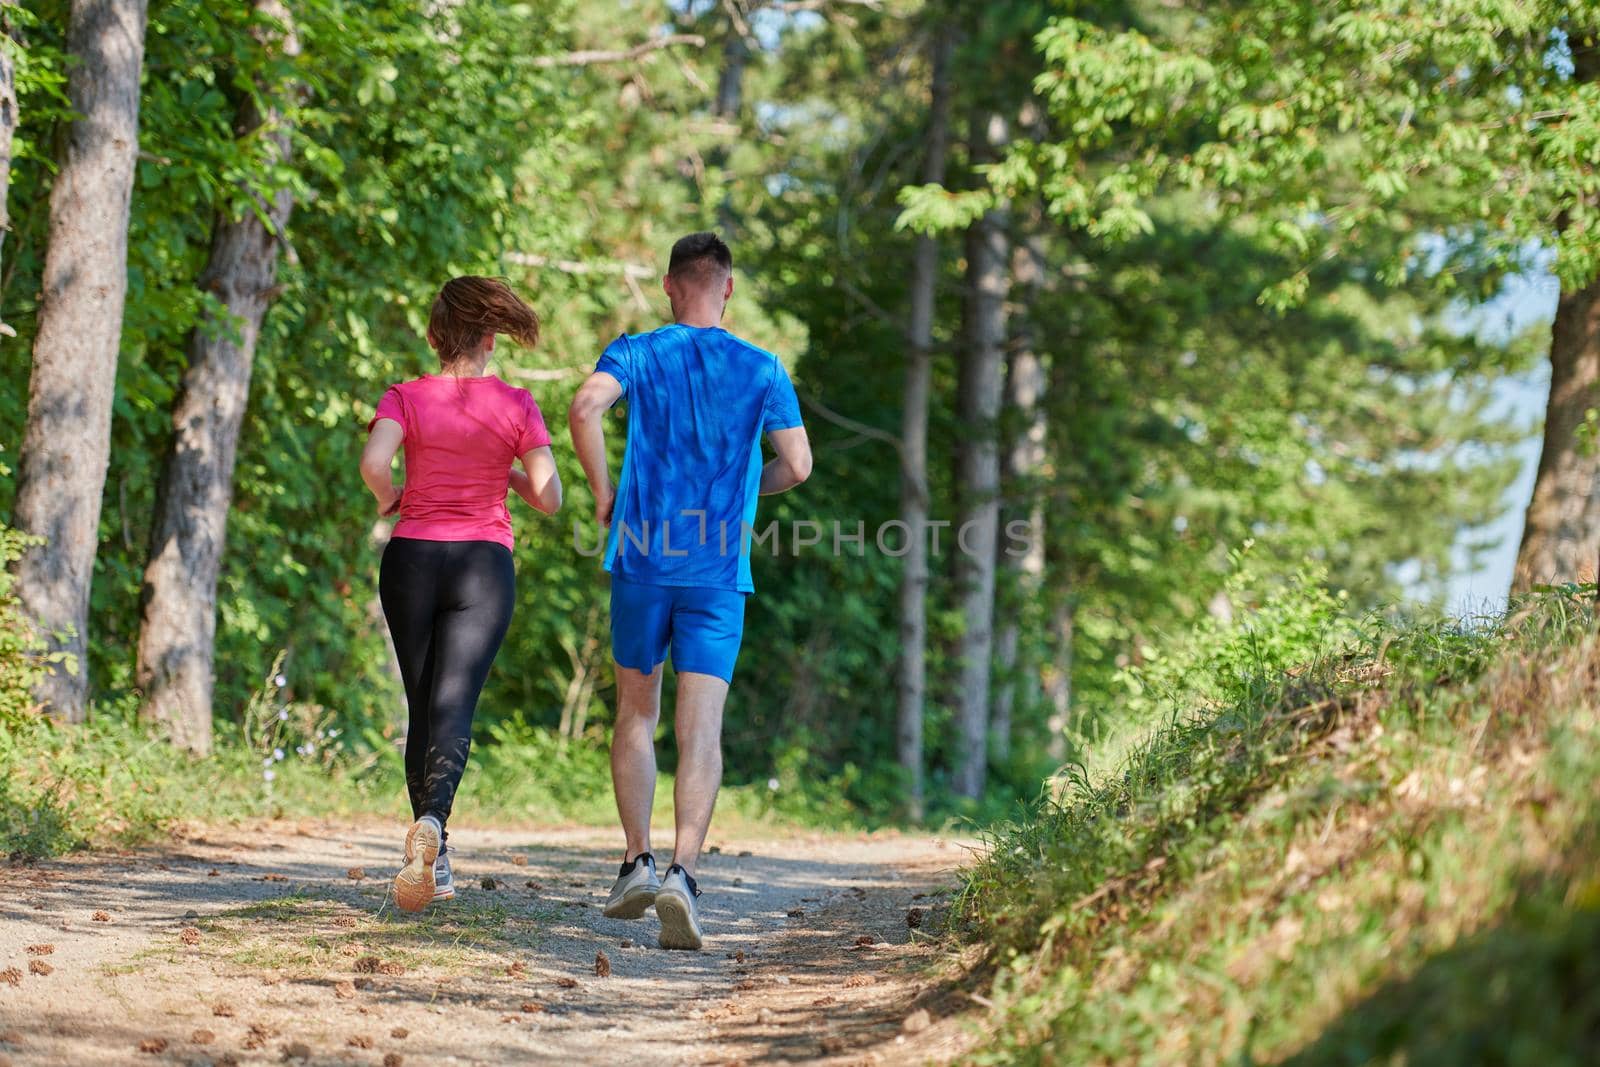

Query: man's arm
(360, 419), (404, 515)
(568, 371), (625, 527)
(760, 426), (812, 495)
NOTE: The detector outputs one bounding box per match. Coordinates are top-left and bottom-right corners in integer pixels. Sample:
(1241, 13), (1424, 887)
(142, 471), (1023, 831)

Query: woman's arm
(511, 445), (562, 515)
(361, 419), (405, 515)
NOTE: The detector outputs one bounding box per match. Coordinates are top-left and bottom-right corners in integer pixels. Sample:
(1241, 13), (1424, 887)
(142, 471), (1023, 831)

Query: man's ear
(723, 274), (734, 301)
(662, 275), (674, 301)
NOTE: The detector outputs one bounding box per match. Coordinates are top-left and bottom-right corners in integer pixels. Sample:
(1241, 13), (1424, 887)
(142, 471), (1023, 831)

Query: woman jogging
(360, 276), (562, 912)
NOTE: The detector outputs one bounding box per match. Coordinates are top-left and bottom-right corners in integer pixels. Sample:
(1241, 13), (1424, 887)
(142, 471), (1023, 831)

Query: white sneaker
(602, 852), (660, 919)
(655, 864), (703, 951)
(394, 815), (442, 913)
(433, 844), (455, 902)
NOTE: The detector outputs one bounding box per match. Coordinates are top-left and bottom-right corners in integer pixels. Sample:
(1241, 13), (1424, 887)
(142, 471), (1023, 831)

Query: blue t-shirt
(597, 324), (804, 593)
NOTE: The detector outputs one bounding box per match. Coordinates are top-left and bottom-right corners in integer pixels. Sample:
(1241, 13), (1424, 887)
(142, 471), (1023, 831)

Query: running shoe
(655, 864), (703, 950)
(394, 815), (442, 913)
(603, 851), (661, 919)
(433, 842), (455, 903)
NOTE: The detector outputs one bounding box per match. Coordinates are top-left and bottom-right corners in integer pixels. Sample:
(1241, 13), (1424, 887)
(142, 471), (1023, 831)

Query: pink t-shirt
(369, 374), (551, 549)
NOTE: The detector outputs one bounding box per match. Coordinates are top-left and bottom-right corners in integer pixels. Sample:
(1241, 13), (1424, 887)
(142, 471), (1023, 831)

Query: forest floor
(0, 820), (979, 1066)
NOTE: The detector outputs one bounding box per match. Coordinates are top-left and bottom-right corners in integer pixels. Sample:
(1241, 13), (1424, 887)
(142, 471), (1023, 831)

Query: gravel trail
(0, 820), (977, 1065)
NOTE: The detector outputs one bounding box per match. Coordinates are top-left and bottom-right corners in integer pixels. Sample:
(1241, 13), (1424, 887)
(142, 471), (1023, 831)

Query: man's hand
(595, 487), (615, 529)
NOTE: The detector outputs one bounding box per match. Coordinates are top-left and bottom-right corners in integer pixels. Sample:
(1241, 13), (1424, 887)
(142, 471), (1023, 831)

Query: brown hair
(427, 276), (540, 366)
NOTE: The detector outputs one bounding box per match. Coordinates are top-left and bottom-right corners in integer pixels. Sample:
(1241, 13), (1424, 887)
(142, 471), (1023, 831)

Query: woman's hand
(379, 484), (403, 517)
(362, 419), (405, 517)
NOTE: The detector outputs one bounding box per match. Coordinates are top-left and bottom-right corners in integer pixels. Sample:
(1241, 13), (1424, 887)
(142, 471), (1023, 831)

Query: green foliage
(0, 520), (50, 726)
(991, 2), (1600, 302)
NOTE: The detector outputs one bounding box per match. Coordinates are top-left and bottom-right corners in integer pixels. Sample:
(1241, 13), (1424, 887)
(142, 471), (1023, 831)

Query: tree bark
(1511, 34), (1600, 594)
(0, 2), (17, 337)
(1043, 597), (1073, 761)
(895, 24), (954, 821)
(952, 108), (1012, 801)
(13, 0), (149, 722)
(709, 9), (750, 236)
(991, 232), (1047, 764)
(1511, 278), (1600, 592)
(135, 0), (299, 753)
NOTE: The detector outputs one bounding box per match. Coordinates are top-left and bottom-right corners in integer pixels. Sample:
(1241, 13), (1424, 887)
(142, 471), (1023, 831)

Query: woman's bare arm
(511, 445), (563, 515)
(361, 419), (405, 515)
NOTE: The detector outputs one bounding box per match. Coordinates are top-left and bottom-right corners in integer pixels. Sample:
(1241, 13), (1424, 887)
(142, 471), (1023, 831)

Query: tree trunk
(895, 25), (954, 821)
(1043, 597), (1073, 761)
(952, 109), (1012, 801)
(1511, 35), (1600, 594)
(1512, 278), (1600, 592)
(709, 7), (749, 236)
(12, 0), (149, 722)
(135, 0), (298, 753)
(991, 232), (1047, 764)
(0, 2), (17, 337)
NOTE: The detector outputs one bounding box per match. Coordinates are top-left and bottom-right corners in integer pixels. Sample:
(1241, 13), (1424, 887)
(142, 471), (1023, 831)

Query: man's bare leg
(669, 671), (729, 877)
(611, 665), (664, 861)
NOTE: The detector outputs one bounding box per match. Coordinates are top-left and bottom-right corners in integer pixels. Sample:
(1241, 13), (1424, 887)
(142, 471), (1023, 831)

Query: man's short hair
(667, 232), (733, 286)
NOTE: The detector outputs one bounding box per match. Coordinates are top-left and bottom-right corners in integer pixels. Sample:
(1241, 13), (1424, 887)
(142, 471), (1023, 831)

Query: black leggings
(379, 537), (515, 831)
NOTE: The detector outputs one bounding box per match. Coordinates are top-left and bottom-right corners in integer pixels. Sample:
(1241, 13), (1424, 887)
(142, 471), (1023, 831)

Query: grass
(0, 704), (847, 861)
(957, 587), (1600, 1065)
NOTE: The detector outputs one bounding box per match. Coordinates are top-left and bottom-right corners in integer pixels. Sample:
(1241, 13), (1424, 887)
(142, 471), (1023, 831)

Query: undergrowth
(960, 582), (1600, 1065)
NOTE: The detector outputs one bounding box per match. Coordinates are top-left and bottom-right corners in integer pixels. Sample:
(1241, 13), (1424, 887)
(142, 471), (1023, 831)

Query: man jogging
(568, 232), (812, 950)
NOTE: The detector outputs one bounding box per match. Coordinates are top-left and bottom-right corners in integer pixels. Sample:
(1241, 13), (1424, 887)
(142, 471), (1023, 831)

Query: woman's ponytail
(427, 276), (540, 367)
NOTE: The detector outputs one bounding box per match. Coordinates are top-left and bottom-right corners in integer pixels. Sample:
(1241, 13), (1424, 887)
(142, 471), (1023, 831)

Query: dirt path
(0, 821), (978, 1066)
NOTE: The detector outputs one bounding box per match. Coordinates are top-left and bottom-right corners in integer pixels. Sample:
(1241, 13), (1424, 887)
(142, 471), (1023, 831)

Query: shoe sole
(602, 884), (659, 920)
(656, 890), (703, 951)
(394, 820), (441, 913)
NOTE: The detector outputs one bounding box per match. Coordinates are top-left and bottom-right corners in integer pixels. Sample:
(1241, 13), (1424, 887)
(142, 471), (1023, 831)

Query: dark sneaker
(433, 844), (456, 903)
(603, 852), (660, 919)
(655, 864), (703, 950)
(394, 815), (442, 913)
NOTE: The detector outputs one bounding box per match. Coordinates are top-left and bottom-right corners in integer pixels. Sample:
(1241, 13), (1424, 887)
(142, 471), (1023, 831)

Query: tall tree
(1513, 35), (1600, 591)
(135, 0), (300, 753)
(0, 2), (17, 339)
(992, 228), (1047, 764)
(896, 22), (954, 820)
(952, 106), (1011, 800)
(13, 0), (149, 720)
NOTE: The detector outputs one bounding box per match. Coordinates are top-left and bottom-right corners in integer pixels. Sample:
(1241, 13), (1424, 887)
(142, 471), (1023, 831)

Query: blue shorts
(609, 576), (748, 683)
